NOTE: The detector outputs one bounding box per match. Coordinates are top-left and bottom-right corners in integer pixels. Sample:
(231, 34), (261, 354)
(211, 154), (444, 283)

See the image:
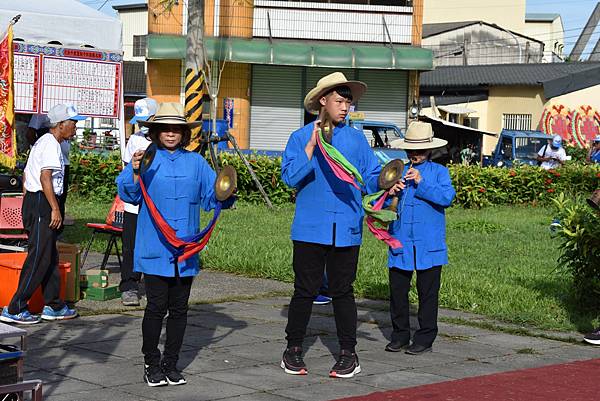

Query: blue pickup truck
(483, 130), (551, 167)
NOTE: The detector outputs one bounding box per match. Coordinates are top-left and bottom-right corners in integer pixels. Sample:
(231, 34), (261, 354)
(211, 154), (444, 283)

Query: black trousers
(388, 266), (442, 347)
(120, 211), (141, 292)
(142, 273), (193, 367)
(285, 241), (360, 352)
(8, 191), (65, 315)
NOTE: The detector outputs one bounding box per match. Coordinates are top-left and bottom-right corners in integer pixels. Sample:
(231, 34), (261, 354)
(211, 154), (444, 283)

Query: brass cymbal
(140, 143), (157, 175)
(378, 159), (405, 190)
(215, 165), (237, 201)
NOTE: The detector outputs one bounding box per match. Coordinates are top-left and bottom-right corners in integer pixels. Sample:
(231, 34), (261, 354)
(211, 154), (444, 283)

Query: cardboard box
(80, 269), (109, 289)
(81, 284), (120, 301)
(57, 242), (81, 302)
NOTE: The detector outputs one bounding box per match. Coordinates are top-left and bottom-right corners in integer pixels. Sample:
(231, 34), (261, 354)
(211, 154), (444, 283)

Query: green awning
(147, 34), (433, 70)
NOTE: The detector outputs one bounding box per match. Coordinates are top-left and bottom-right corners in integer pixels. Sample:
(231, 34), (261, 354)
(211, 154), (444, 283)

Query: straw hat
(390, 121), (447, 150)
(138, 102), (202, 128)
(303, 72), (367, 115)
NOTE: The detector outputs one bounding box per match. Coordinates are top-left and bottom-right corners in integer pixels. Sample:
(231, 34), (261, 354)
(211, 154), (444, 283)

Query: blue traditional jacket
(388, 160), (455, 271)
(116, 148), (218, 277)
(281, 122), (381, 247)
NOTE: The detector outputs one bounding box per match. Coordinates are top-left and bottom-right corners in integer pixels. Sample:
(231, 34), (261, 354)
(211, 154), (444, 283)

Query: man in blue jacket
(280, 72), (387, 379)
(386, 121), (456, 355)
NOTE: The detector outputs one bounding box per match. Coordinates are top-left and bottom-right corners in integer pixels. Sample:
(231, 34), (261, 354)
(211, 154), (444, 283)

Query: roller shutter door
(356, 70), (408, 131)
(249, 65), (303, 150)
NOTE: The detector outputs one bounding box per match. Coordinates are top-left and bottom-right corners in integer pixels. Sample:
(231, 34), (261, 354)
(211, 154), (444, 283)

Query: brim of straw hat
(304, 81), (367, 115)
(389, 137), (448, 150)
(138, 115), (202, 128)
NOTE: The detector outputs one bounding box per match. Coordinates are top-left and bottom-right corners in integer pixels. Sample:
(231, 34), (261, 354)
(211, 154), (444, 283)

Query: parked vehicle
(483, 130), (551, 167)
(348, 119), (408, 164)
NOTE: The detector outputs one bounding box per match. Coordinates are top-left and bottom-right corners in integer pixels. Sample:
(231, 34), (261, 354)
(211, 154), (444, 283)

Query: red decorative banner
(0, 25), (16, 168)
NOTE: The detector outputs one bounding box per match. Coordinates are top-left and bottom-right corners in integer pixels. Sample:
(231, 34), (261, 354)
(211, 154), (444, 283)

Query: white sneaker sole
(166, 377), (187, 385)
(0, 315), (40, 325)
(144, 377), (167, 387)
(280, 360), (308, 375)
(583, 338), (600, 345)
(329, 364), (361, 379)
(41, 313), (78, 321)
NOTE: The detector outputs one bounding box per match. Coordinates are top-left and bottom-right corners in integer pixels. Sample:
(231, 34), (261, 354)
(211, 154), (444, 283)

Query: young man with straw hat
(280, 72), (386, 378)
(385, 121), (455, 355)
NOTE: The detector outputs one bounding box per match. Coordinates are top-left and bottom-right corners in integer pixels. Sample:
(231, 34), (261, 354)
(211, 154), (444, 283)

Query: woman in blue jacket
(385, 122), (456, 355)
(116, 102), (227, 387)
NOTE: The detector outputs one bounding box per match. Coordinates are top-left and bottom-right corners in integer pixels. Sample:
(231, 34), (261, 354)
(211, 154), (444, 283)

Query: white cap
(551, 135), (562, 148)
(130, 98), (158, 124)
(47, 104), (86, 124)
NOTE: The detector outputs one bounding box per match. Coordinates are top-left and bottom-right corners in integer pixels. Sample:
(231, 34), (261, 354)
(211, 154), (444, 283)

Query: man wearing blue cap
(537, 135), (567, 170)
(1, 104), (85, 324)
(120, 98), (157, 306)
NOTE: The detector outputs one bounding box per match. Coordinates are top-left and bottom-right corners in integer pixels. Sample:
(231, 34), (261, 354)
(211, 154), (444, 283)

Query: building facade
(144, 0), (432, 150)
(523, 13), (565, 62)
(420, 63), (600, 154)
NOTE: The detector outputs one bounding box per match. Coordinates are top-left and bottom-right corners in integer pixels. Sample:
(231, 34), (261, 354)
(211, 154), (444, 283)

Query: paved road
(4, 253), (598, 401)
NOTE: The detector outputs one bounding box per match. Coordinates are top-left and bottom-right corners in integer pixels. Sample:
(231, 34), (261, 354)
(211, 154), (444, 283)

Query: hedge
(12, 148), (600, 208)
(552, 193), (600, 310)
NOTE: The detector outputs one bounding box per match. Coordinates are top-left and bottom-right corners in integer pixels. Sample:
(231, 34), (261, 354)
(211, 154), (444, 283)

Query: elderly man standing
(119, 98), (157, 306)
(1, 104), (83, 324)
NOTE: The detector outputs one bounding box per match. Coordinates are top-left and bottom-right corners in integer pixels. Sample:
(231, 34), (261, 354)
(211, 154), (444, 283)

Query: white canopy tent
(0, 0), (126, 159)
(0, 0), (121, 51)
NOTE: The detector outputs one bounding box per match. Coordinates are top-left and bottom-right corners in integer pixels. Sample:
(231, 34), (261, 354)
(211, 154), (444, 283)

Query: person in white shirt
(537, 135), (567, 170)
(120, 98), (157, 306)
(1, 104), (85, 324)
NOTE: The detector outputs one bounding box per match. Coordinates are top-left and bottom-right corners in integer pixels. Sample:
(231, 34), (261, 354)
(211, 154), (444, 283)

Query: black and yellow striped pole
(184, 67), (205, 151)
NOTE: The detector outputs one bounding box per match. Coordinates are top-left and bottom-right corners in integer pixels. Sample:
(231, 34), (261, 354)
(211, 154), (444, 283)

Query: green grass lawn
(64, 196), (597, 333)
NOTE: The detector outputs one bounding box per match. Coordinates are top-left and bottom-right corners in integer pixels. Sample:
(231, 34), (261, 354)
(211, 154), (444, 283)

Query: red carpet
(335, 358), (600, 401)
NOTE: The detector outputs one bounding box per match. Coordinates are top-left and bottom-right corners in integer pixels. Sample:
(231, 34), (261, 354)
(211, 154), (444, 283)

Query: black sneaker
(329, 350), (361, 378)
(144, 364), (167, 387)
(280, 346), (308, 375)
(162, 364), (187, 386)
(583, 327), (600, 345)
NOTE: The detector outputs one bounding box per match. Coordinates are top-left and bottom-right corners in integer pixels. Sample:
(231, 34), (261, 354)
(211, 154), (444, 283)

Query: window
(502, 114), (532, 130)
(463, 117), (479, 129)
(133, 35), (147, 57)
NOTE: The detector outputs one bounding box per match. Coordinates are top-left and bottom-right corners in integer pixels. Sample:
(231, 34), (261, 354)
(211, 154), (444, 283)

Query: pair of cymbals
(139, 144), (236, 201)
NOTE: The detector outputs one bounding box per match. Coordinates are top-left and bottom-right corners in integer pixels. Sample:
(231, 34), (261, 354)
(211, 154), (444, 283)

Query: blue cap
(130, 98), (158, 124)
(47, 104), (87, 124)
(593, 135), (600, 143)
(552, 135), (562, 148)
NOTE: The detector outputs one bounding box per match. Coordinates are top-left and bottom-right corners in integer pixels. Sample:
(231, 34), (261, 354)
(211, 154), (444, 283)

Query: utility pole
(184, 0), (205, 148)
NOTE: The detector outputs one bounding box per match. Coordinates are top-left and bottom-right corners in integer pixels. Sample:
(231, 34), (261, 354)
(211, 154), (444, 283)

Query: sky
(81, 0), (600, 59)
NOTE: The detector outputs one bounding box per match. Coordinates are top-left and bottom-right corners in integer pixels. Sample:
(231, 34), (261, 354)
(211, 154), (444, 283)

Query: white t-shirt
(122, 131), (152, 214)
(538, 144), (567, 170)
(24, 133), (65, 196)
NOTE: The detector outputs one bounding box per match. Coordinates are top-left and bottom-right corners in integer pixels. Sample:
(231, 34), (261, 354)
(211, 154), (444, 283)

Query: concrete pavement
(4, 253), (599, 401)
